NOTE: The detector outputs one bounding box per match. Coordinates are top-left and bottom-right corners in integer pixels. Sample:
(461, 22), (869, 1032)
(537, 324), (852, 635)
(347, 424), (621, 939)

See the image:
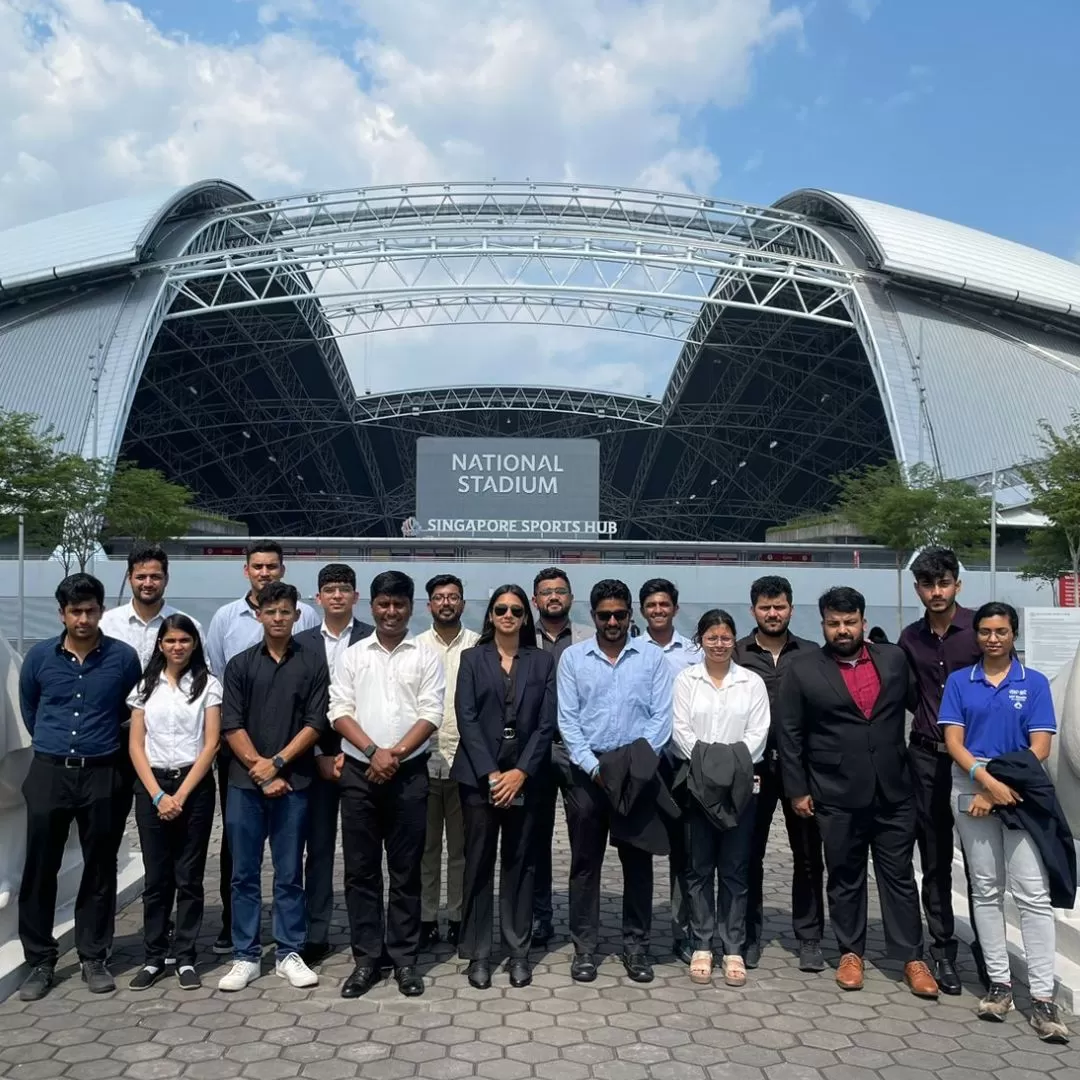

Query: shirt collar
(426, 624), (469, 649)
(687, 660), (749, 684)
(125, 601), (173, 627)
(971, 657), (1025, 685)
(585, 637), (641, 662)
(55, 631), (106, 657)
(321, 619), (357, 641)
(832, 645), (871, 667)
(739, 631), (804, 655)
(538, 622), (572, 644)
(645, 629), (694, 653)
(361, 634), (416, 654)
(919, 604), (974, 638)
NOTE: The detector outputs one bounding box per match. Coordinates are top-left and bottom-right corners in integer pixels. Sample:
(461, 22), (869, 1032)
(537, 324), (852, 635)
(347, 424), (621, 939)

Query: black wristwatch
(361, 742), (377, 758)
(271, 754), (286, 772)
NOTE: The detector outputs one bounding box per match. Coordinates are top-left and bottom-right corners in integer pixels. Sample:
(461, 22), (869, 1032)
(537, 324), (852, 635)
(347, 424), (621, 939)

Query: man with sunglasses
(557, 579), (674, 984)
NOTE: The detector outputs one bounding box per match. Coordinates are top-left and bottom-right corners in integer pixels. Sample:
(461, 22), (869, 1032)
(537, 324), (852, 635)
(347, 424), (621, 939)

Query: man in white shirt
(415, 574), (479, 951)
(202, 539), (321, 955)
(329, 571), (445, 1000)
(292, 564), (373, 966)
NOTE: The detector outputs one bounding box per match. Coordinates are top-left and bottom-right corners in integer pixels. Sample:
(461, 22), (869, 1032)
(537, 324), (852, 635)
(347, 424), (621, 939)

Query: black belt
(35, 751), (119, 769)
(153, 764), (195, 780)
(910, 732), (949, 755)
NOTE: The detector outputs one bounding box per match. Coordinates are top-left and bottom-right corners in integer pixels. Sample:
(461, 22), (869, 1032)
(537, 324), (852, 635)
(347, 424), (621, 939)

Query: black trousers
(563, 764), (653, 955)
(104, 748), (137, 954)
(216, 751), (233, 936)
(339, 754), (428, 967)
(746, 759), (826, 946)
(19, 755), (122, 967)
(659, 751), (689, 947)
(532, 741), (572, 926)
(304, 770), (341, 947)
(815, 791), (924, 961)
(134, 769), (215, 966)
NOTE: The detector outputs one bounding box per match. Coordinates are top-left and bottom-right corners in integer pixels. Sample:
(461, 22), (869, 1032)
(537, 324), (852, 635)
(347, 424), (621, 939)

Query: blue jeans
(226, 785), (309, 962)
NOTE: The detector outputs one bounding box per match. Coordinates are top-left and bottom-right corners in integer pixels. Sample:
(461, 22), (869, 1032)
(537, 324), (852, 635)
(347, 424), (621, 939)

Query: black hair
(868, 626), (890, 645)
(639, 578), (678, 608)
(818, 586), (865, 617)
(426, 574), (464, 598)
(693, 608), (737, 646)
(589, 579), (632, 610)
(256, 582), (299, 609)
(751, 575), (793, 606)
(910, 547), (960, 583)
(139, 614), (209, 704)
(973, 601), (1019, 636)
(317, 563), (356, 591)
(246, 539), (284, 563)
(56, 573), (105, 610)
(533, 566), (571, 594)
(370, 570), (414, 603)
(127, 544), (169, 575)
(478, 585), (537, 650)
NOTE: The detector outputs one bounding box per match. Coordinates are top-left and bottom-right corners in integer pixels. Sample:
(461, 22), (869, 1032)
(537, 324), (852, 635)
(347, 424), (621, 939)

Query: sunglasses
(596, 609), (631, 623)
(493, 604), (525, 618)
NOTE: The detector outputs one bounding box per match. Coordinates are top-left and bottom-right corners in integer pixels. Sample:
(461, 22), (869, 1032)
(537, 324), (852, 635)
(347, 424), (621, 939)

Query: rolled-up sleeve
(416, 645), (446, 728)
(328, 645), (358, 727)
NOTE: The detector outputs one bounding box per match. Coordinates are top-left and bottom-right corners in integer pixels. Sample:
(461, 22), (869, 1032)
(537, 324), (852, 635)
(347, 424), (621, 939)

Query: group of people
(13, 542), (1073, 1043)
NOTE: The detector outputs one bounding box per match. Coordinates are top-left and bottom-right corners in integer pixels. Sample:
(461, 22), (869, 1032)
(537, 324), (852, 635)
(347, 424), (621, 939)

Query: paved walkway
(2, 809), (1078, 1080)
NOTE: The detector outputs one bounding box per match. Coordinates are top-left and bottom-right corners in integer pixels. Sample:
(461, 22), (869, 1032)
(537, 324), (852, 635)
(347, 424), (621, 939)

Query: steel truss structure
(114, 182), (895, 539)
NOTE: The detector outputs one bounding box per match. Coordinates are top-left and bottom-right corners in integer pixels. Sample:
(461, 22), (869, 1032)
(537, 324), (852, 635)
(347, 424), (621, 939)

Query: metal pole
(17, 512), (25, 656)
(989, 465), (998, 601)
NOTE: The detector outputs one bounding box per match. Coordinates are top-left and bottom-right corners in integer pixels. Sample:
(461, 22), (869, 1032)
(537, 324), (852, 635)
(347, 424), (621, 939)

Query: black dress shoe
(743, 939), (761, 969)
(620, 951), (654, 984)
(446, 921), (461, 947)
(19, 964), (55, 1002)
(466, 960), (491, 989)
(508, 958), (532, 988)
(798, 940), (826, 973)
(302, 941), (332, 966)
(935, 957), (963, 996)
(419, 922), (440, 950)
(570, 953), (598, 982)
(395, 965), (424, 996)
(674, 941), (694, 966)
(531, 920), (554, 948)
(81, 960), (115, 994)
(340, 963), (379, 999)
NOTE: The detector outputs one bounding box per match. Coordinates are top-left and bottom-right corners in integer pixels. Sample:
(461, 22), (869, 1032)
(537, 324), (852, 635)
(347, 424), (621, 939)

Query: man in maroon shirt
(898, 548), (982, 995)
(777, 587), (937, 997)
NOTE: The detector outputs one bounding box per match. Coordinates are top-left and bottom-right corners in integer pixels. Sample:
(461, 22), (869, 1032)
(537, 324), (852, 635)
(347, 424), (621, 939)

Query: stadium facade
(2, 181), (1079, 541)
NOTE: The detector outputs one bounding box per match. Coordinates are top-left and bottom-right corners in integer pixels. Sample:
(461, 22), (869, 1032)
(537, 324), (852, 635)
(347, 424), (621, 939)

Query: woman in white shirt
(673, 609), (770, 988)
(127, 614), (222, 991)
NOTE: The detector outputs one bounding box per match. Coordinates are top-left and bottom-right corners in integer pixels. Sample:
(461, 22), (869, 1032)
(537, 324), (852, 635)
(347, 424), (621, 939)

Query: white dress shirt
(414, 624), (480, 776)
(672, 661), (771, 764)
(320, 619), (364, 677)
(329, 635), (446, 763)
(101, 602), (202, 670)
(128, 673), (223, 769)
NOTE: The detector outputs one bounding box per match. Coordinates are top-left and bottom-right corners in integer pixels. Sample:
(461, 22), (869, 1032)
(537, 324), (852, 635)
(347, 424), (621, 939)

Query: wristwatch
(361, 742), (377, 758)
(271, 754), (286, 772)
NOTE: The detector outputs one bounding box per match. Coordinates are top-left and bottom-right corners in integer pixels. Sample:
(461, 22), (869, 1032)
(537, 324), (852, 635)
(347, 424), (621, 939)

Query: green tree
(0, 410), (72, 533)
(1020, 413), (1080, 605)
(834, 461), (991, 632)
(1018, 525), (1073, 596)
(103, 461), (197, 543)
(29, 457), (113, 574)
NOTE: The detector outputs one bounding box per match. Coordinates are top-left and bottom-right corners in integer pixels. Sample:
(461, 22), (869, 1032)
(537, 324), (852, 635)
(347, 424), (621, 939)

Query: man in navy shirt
(17, 574), (142, 1001)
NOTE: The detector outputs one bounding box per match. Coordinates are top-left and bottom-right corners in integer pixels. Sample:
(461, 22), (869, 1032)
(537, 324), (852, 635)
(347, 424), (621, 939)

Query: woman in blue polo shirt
(939, 601), (1067, 1043)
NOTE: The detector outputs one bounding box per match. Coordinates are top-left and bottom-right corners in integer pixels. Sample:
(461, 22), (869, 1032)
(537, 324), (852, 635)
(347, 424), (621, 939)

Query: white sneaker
(275, 952), (319, 988)
(217, 960), (261, 991)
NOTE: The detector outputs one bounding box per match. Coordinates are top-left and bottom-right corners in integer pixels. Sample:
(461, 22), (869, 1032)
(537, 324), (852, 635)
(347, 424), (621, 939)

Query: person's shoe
(903, 960), (939, 999)
(798, 940), (826, 973)
(394, 966), (424, 997)
(508, 958), (532, 988)
(531, 920), (554, 948)
(446, 921), (461, 947)
(742, 939), (761, 969)
(977, 982), (1014, 1022)
(301, 941), (332, 966)
(129, 965), (164, 991)
(620, 951), (654, 984)
(340, 963), (378, 999)
(81, 960), (115, 994)
(571, 953), (598, 982)
(934, 957), (962, 996)
(18, 964), (55, 1002)
(1030, 1000), (1070, 1043)
(176, 966), (201, 991)
(217, 959), (261, 991)
(722, 954), (747, 987)
(275, 952), (319, 988)
(419, 921), (440, 950)
(211, 931), (233, 956)
(836, 953), (864, 991)
(466, 960), (491, 989)
(674, 940), (694, 966)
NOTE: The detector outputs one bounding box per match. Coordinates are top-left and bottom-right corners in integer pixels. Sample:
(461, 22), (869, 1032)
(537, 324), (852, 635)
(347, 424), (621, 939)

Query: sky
(3, 0), (1080, 394)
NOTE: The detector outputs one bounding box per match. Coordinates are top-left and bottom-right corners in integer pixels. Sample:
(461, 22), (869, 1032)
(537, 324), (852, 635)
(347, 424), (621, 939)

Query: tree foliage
(1018, 525), (1073, 591)
(103, 462), (197, 544)
(0, 410), (71, 531)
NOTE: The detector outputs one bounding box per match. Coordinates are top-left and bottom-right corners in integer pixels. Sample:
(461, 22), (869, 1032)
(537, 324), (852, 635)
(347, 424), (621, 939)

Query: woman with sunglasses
(672, 609), (770, 987)
(126, 614), (222, 991)
(941, 602), (1069, 1042)
(451, 585), (557, 989)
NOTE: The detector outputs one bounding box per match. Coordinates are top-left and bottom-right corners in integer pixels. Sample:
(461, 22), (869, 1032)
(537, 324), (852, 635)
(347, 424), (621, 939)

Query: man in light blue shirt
(202, 539), (320, 955)
(557, 579), (673, 986)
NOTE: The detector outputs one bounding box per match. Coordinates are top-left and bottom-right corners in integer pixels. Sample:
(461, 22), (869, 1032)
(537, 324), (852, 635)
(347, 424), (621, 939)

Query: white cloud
(847, 0), (879, 21)
(1, 0), (802, 392)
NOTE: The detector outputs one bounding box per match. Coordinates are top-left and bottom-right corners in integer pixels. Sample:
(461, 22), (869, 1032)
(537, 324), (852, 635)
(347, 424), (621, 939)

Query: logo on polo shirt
(1008, 687), (1027, 710)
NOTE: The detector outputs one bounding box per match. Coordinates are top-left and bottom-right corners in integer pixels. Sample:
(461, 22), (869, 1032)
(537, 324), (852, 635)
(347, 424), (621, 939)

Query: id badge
(753, 775), (762, 796)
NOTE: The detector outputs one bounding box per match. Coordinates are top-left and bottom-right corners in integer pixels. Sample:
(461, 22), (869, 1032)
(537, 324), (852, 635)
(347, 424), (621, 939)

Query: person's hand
(491, 769), (526, 807)
(979, 774), (1022, 807)
(157, 793), (182, 820)
(367, 747), (399, 784)
(316, 755), (338, 782)
(791, 795), (814, 818)
(968, 792), (994, 817)
(333, 753), (344, 780)
(249, 756), (278, 784)
(261, 777), (292, 798)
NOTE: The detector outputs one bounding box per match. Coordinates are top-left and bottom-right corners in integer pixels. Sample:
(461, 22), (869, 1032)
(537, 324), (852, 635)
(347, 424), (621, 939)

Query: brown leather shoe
(904, 960), (939, 999)
(836, 953), (864, 991)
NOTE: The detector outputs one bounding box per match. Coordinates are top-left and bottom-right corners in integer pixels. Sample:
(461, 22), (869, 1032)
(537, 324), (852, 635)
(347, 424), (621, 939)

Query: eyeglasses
(596, 609), (631, 623)
(431, 593), (462, 604)
(537, 587), (570, 597)
(702, 637), (736, 648)
(977, 627), (1013, 639)
(493, 604), (525, 618)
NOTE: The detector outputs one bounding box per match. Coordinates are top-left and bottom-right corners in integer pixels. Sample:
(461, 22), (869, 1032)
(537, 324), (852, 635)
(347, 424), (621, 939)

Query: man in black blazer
(292, 564), (374, 964)
(777, 586), (938, 998)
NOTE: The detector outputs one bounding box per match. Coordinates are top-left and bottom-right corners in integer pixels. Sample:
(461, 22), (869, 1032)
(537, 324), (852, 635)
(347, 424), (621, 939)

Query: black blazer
(777, 642), (916, 809)
(293, 619), (374, 755)
(450, 643), (556, 789)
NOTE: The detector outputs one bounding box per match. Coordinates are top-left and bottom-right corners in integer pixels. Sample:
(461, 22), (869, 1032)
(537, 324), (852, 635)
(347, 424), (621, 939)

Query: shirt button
(71, 730), (77, 735)
(74, 712), (79, 718)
